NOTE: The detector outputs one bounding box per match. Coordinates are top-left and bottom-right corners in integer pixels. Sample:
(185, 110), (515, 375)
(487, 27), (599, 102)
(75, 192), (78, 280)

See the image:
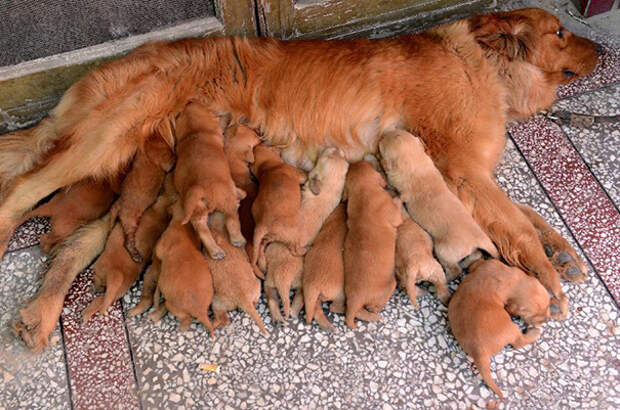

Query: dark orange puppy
(448, 259), (550, 398)
(223, 124), (261, 241)
(343, 162), (402, 328)
(150, 201), (215, 335)
(251, 144), (306, 277)
(302, 204), (347, 330)
(174, 101), (246, 260)
(205, 212), (266, 335)
(112, 135), (174, 262)
(23, 179), (117, 253)
(82, 192), (173, 322)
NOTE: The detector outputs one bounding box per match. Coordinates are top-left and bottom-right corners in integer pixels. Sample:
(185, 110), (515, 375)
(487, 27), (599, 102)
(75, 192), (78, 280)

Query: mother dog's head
(471, 8), (599, 85)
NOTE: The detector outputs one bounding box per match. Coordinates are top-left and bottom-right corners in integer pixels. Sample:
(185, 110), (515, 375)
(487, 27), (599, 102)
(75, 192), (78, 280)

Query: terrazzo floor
(1, 6), (619, 410)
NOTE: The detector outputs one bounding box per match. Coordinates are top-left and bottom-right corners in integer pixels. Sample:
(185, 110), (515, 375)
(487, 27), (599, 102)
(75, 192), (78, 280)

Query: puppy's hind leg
(192, 215), (225, 260)
(128, 260), (161, 317)
(265, 286), (285, 323)
(239, 300), (267, 336)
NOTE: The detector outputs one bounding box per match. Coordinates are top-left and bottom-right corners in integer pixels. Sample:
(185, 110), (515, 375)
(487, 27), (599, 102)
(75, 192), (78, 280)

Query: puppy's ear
(308, 175), (322, 195)
(471, 14), (530, 61)
(244, 148), (255, 163)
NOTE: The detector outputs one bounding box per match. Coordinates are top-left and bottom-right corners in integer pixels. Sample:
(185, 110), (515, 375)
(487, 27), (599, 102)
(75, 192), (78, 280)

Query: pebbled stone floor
(0, 3), (618, 409)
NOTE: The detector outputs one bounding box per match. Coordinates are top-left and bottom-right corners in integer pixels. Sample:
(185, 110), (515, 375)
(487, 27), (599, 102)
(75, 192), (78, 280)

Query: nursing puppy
(251, 144), (306, 276)
(112, 135), (174, 262)
(205, 212), (266, 336)
(150, 200), (215, 335)
(223, 124), (261, 241)
(23, 179), (117, 253)
(448, 259), (550, 398)
(294, 148), (349, 253)
(302, 204), (347, 330)
(82, 192), (173, 322)
(379, 130), (497, 279)
(261, 242), (303, 323)
(174, 101), (246, 259)
(395, 208), (450, 306)
(343, 161), (402, 328)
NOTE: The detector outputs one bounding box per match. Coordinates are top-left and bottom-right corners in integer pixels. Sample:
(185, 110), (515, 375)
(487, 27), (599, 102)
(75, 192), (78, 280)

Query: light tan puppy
(379, 130), (497, 279)
(223, 124), (261, 242)
(82, 192), (173, 322)
(448, 259), (551, 398)
(205, 212), (267, 336)
(112, 135), (174, 262)
(302, 204), (347, 330)
(251, 144), (306, 277)
(174, 102), (246, 259)
(343, 161), (402, 328)
(396, 207), (450, 306)
(149, 201), (215, 336)
(23, 179), (117, 253)
(261, 242), (303, 323)
(294, 148), (349, 253)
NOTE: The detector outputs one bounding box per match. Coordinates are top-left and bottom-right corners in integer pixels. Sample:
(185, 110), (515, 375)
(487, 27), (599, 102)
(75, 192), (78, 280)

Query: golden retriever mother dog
(0, 8), (597, 318)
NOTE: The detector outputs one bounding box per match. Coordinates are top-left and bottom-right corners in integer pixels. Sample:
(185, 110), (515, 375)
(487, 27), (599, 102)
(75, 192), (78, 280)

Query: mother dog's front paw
(12, 297), (62, 352)
(544, 243), (587, 283)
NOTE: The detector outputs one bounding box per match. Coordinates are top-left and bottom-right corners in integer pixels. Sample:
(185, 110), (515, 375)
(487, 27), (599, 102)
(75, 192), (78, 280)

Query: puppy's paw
(209, 249), (226, 260)
(230, 237), (247, 248)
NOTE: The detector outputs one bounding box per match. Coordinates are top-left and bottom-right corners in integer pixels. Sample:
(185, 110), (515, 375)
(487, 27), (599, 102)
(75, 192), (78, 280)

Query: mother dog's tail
(0, 118), (57, 192)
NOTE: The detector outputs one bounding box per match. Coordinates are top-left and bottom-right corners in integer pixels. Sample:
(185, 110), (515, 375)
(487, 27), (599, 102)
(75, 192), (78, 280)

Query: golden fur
(448, 259), (551, 398)
(0, 8), (597, 319)
(261, 242), (303, 323)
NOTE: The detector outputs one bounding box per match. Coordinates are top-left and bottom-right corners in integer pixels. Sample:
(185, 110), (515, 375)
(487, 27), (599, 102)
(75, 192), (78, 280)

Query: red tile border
(6, 217), (49, 253)
(508, 117), (620, 302)
(61, 267), (141, 410)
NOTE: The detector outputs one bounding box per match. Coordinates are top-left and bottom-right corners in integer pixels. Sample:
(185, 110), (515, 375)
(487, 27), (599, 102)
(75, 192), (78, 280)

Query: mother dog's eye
(556, 28), (564, 38)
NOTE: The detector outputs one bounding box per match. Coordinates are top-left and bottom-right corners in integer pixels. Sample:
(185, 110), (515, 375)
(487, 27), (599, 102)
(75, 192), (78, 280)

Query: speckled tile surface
(0, 247), (71, 409)
(120, 140), (619, 409)
(552, 84), (620, 206)
(61, 267), (141, 410)
(6, 217), (49, 253)
(508, 117), (620, 302)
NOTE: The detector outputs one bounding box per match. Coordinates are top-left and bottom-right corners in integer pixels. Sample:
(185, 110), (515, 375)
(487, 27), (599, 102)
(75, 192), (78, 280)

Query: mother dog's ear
(470, 13), (531, 61)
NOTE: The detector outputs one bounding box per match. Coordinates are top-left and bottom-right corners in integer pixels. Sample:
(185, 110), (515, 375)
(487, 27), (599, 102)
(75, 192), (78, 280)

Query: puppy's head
(378, 130), (420, 173)
(251, 144), (281, 175)
(471, 8), (598, 85)
(307, 147), (348, 195)
(506, 274), (551, 326)
(345, 161), (386, 193)
(225, 124), (261, 163)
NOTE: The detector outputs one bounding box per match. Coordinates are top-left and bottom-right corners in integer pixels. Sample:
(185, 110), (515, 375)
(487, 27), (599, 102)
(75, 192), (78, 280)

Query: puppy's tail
(474, 352), (504, 399)
(198, 312), (215, 340)
(276, 279), (292, 319)
(303, 287), (320, 325)
(0, 118), (57, 192)
(181, 186), (204, 225)
(240, 300), (267, 337)
(251, 226), (267, 279)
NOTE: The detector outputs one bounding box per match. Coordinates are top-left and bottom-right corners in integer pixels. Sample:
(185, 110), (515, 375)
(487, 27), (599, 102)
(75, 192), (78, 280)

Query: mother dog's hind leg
(0, 132), (136, 259)
(452, 174), (568, 318)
